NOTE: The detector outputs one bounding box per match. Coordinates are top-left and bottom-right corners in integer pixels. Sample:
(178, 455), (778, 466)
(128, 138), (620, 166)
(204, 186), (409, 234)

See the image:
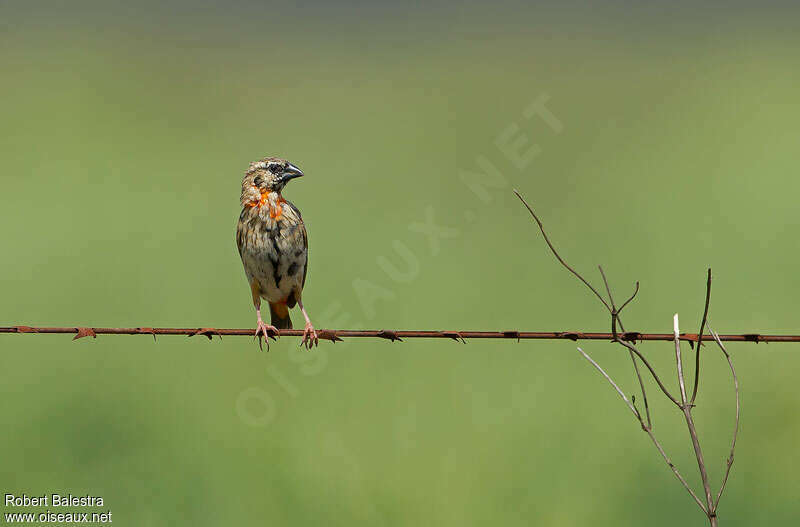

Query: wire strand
(1, 326), (797, 343)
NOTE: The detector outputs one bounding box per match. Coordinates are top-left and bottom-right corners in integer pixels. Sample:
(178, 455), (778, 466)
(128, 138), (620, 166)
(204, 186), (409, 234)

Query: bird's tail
(269, 302), (293, 329)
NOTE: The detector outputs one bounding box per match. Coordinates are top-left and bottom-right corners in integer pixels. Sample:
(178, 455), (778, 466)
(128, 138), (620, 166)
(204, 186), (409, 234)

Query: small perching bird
(236, 157), (318, 349)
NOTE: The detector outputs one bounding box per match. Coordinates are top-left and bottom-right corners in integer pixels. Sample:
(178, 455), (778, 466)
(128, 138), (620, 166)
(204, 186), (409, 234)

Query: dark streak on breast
(269, 236), (281, 287)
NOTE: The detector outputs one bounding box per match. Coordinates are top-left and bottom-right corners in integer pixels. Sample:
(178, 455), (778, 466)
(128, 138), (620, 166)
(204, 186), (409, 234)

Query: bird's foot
(301, 322), (318, 350)
(255, 321), (279, 351)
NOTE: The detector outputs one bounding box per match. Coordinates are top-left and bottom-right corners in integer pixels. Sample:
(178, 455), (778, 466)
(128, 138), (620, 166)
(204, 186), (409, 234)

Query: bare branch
(627, 348), (652, 429)
(598, 265), (616, 311)
(598, 266), (651, 428)
(577, 347), (638, 417)
(675, 314), (715, 516)
(514, 191), (683, 411)
(690, 269), (713, 405)
(514, 190), (611, 312)
(618, 281), (640, 314)
(515, 193), (676, 413)
(674, 314), (689, 404)
(599, 265), (621, 339)
(516, 190), (736, 525)
(577, 347), (707, 514)
(710, 328), (740, 511)
(615, 338), (681, 406)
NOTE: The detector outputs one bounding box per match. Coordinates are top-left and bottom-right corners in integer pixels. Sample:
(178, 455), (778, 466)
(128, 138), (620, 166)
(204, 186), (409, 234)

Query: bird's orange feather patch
(269, 200), (284, 220)
(247, 187), (286, 219)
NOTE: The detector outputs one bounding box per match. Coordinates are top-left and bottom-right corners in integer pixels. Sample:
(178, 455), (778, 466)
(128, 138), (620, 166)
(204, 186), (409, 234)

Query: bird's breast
(245, 189), (286, 220)
(237, 206), (305, 254)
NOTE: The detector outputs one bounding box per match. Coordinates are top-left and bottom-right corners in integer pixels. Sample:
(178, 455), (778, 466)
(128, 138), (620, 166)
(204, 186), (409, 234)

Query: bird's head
(241, 157), (304, 204)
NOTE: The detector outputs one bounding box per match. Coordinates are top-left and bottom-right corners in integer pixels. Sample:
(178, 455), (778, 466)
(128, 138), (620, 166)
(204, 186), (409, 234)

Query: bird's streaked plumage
(236, 157), (317, 349)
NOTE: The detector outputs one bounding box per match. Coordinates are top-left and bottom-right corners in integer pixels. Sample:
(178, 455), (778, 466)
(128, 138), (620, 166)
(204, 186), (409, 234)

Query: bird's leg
(297, 298), (318, 349)
(252, 282), (278, 351)
(255, 307), (279, 351)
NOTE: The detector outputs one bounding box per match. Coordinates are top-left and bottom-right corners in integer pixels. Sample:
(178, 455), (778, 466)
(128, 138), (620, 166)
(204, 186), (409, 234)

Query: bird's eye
(253, 175), (264, 187)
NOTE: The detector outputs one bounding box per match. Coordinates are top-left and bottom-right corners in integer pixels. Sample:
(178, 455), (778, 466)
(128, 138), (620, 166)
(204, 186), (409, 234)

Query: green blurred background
(1, 1), (798, 524)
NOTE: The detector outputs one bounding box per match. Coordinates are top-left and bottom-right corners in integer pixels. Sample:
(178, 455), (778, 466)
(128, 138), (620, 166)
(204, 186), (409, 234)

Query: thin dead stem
(514, 190), (611, 312)
(516, 190), (738, 526)
(690, 269), (713, 405)
(675, 315), (715, 517)
(577, 347), (707, 513)
(710, 328), (740, 511)
(674, 314), (689, 403)
(514, 190), (678, 406)
(599, 266), (651, 428)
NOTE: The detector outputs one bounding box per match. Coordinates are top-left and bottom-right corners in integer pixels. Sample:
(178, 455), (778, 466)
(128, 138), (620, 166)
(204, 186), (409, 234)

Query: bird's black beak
(281, 163), (304, 182)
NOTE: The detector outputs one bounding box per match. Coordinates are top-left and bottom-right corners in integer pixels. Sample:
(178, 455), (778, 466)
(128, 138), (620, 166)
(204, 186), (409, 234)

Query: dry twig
(710, 328), (740, 512)
(515, 189), (739, 526)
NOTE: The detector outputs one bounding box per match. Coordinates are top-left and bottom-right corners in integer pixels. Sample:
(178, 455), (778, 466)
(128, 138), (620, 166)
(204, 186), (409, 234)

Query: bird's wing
(283, 199), (309, 293)
(300, 220), (308, 289)
(235, 208), (247, 257)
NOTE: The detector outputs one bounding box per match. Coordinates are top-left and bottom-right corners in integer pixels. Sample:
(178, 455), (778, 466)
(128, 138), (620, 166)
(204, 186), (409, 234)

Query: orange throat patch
(248, 188), (285, 219)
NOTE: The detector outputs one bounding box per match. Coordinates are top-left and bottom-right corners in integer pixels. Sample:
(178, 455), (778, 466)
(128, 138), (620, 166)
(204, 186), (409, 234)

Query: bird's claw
(255, 321), (279, 351)
(301, 323), (318, 350)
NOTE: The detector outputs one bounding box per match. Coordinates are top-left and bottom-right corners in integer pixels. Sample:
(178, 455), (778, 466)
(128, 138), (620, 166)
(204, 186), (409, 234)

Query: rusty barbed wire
(1, 326), (799, 344)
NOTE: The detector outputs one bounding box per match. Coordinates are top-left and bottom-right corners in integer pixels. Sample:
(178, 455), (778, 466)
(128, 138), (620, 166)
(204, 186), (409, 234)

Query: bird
(236, 156), (318, 350)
